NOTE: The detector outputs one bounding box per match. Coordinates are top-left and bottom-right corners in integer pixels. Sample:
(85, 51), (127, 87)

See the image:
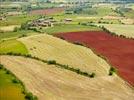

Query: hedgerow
(0, 53), (96, 78)
(109, 67), (117, 76)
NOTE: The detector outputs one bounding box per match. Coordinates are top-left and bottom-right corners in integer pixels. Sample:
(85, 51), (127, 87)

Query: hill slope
(98, 24), (134, 38)
(1, 55), (134, 100)
(19, 34), (111, 76)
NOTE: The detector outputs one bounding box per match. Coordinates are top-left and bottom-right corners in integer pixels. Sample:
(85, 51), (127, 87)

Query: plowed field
(56, 31), (134, 85)
(29, 8), (64, 15)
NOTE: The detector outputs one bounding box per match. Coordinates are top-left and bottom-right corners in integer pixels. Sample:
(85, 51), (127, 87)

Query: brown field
(29, 8), (65, 15)
(0, 56), (134, 100)
(56, 31), (134, 85)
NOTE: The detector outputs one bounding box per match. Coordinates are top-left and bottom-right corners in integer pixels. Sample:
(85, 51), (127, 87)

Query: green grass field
(74, 7), (120, 17)
(0, 14), (39, 26)
(123, 10), (134, 19)
(0, 39), (28, 54)
(132, 4), (134, 10)
(0, 30), (38, 40)
(31, 3), (60, 9)
(0, 68), (25, 100)
(43, 24), (101, 34)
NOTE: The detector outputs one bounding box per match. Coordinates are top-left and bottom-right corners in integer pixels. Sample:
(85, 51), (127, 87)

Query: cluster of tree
(25, 92), (38, 100)
(109, 67), (117, 76)
(56, 62), (96, 78)
(13, 22), (30, 32)
(13, 22), (42, 35)
(79, 22), (97, 27)
(114, 8), (125, 17)
(73, 41), (84, 46)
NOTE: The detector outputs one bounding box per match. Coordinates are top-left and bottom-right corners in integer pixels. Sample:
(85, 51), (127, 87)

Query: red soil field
(56, 31), (134, 85)
(29, 8), (64, 15)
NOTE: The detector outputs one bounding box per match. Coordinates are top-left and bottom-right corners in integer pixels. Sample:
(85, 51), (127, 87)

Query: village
(27, 17), (72, 28)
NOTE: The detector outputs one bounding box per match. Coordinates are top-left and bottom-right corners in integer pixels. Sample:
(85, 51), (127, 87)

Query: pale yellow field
(98, 24), (134, 38)
(0, 25), (20, 32)
(19, 34), (111, 76)
(121, 18), (134, 25)
(1, 56), (134, 100)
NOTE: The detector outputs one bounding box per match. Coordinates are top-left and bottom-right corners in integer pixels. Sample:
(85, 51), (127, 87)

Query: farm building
(64, 18), (72, 23)
(28, 18), (56, 27)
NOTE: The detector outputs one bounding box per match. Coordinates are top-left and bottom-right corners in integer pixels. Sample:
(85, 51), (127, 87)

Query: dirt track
(0, 56), (134, 100)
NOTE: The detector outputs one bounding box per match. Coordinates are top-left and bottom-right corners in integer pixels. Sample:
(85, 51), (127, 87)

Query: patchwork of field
(56, 31), (134, 85)
(1, 1), (134, 100)
(98, 24), (134, 38)
(0, 55), (134, 100)
(19, 34), (110, 76)
(29, 8), (65, 15)
(0, 39), (28, 54)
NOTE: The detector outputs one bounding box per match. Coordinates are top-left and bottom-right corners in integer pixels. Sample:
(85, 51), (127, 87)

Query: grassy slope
(0, 39), (28, 54)
(123, 10), (134, 19)
(0, 69), (25, 100)
(132, 4), (134, 10)
(19, 34), (111, 76)
(43, 24), (101, 34)
(98, 24), (134, 38)
(0, 55), (134, 100)
(76, 7), (119, 17)
(0, 30), (38, 40)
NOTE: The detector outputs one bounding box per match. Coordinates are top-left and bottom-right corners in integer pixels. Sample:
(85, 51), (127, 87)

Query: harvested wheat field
(56, 31), (134, 85)
(29, 8), (64, 15)
(19, 34), (111, 76)
(0, 56), (134, 100)
(98, 24), (134, 38)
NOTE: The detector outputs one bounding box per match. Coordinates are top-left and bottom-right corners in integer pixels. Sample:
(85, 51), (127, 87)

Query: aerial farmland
(0, 0), (134, 100)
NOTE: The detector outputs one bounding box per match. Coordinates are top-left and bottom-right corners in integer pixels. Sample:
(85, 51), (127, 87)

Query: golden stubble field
(19, 34), (111, 76)
(98, 24), (134, 38)
(0, 56), (134, 100)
